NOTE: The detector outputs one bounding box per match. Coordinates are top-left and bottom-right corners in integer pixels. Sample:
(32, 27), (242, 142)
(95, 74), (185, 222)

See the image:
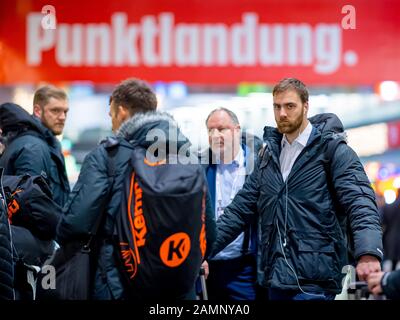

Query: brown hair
(109, 78), (157, 115)
(33, 85), (67, 108)
(272, 78), (309, 103)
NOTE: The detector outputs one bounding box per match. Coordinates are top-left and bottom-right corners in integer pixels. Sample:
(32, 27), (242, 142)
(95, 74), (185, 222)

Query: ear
(117, 105), (130, 122)
(33, 104), (42, 118)
(234, 125), (241, 137)
(304, 102), (309, 115)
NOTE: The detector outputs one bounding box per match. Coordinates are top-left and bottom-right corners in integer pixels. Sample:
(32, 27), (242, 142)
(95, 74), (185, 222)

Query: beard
(276, 108), (304, 135)
(42, 116), (64, 135)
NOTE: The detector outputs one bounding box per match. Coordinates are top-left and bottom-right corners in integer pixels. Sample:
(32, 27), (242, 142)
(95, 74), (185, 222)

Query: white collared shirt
(214, 147), (246, 260)
(279, 122), (312, 182)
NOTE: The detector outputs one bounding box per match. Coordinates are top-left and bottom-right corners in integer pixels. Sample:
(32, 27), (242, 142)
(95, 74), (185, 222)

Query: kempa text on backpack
(120, 172), (147, 279)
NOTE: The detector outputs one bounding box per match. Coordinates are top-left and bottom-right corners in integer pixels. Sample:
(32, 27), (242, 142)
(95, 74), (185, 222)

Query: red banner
(0, 0), (399, 85)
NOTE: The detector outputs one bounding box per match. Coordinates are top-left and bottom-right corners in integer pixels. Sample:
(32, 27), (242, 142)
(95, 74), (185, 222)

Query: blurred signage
(347, 123), (388, 157)
(0, 0), (399, 84)
(388, 121), (400, 150)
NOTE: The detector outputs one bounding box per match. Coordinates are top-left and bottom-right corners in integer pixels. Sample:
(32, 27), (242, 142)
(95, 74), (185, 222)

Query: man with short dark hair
(56, 78), (216, 300)
(212, 78), (383, 300)
(0, 85), (70, 207)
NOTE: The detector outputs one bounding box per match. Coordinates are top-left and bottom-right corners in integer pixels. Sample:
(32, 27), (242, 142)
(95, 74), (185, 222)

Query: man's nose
(211, 134), (222, 143)
(59, 112), (66, 121)
(211, 133), (224, 144)
(214, 130), (224, 137)
(279, 108), (288, 118)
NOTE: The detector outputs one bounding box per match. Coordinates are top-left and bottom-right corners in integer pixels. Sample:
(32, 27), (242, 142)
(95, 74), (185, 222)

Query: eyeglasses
(207, 128), (232, 135)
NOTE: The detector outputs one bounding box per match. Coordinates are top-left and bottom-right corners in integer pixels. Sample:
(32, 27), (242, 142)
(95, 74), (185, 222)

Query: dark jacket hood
(309, 113), (344, 135)
(0, 102), (59, 148)
(263, 113), (347, 145)
(116, 111), (191, 151)
(0, 102), (49, 138)
(0, 103), (36, 133)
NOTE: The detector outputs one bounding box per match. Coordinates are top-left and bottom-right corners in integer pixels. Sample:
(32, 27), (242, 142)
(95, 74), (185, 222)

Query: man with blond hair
(0, 85), (70, 206)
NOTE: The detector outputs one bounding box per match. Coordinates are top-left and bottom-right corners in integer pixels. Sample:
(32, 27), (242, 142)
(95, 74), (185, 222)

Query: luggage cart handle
(199, 267), (208, 300)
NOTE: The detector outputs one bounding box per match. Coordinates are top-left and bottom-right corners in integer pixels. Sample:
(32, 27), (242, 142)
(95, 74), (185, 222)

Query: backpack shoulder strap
(323, 137), (346, 189)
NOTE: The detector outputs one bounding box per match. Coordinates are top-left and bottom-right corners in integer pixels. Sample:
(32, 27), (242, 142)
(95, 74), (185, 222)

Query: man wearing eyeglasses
(0, 85), (70, 207)
(200, 108), (258, 300)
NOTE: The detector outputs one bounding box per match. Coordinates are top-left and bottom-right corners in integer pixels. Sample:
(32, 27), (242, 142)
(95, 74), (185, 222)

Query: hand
(367, 272), (384, 295)
(356, 255), (381, 281)
(201, 260), (209, 280)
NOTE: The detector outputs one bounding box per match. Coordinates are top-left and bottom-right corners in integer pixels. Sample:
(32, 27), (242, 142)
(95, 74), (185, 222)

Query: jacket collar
(116, 111), (191, 150)
(281, 121), (313, 149)
(264, 112), (347, 151)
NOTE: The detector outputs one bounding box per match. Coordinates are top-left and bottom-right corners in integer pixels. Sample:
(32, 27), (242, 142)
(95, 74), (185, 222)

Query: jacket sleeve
(0, 187), (14, 300)
(204, 188), (216, 259)
(382, 270), (400, 299)
(211, 159), (260, 257)
(330, 143), (383, 261)
(56, 147), (111, 244)
(13, 143), (49, 177)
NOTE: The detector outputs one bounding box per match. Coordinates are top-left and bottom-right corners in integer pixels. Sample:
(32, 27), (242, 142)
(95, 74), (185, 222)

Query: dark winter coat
(0, 103), (70, 207)
(0, 168), (14, 300)
(381, 195), (400, 262)
(57, 112), (216, 300)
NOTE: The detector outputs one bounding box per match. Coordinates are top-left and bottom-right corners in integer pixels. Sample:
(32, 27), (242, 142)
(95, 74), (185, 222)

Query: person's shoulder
(11, 131), (45, 146)
(331, 138), (356, 159)
(87, 136), (132, 167)
(85, 142), (111, 161)
(197, 147), (214, 169)
(10, 134), (50, 158)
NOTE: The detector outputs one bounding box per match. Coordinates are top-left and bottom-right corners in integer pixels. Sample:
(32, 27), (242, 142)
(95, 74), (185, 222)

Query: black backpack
(3, 174), (61, 240)
(114, 145), (207, 299)
(2, 174), (61, 300)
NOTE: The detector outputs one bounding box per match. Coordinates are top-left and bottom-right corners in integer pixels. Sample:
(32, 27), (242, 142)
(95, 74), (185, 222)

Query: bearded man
(210, 78), (382, 300)
(0, 85), (70, 207)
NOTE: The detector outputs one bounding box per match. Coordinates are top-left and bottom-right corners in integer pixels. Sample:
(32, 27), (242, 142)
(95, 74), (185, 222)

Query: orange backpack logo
(199, 190), (207, 258)
(159, 232), (191, 267)
(143, 157), (166, 167)
(7, 198), (20, 222)
(119, 243), (138, 279)
(121, 172), (147, 279)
